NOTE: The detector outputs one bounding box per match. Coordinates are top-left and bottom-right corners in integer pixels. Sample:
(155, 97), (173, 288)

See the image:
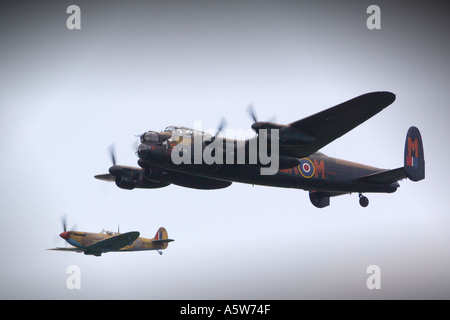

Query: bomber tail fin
(404, 126), (425, 181)
(358, 126), (425, 185)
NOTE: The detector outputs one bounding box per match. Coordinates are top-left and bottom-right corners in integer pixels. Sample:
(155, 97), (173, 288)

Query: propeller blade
(213, 117), (227, 138)
(61, 215), (76, 232)
(61, 215), (67, 232)
(246, 103), (276, 131)
(246, 103), (258, 123)
(109, 144), (116, 166)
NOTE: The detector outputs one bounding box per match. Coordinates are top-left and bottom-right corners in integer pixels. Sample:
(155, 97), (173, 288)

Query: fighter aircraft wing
(47, 247), (82, 252)
(280, 92), (396, 158)
(86, 231), (140, 252)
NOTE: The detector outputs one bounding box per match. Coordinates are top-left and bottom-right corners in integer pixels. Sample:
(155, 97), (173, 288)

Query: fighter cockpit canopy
(100, 229), (119, 236)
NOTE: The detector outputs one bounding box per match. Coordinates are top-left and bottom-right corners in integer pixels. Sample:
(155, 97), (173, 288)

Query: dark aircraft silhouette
(95, 92), (425, 208)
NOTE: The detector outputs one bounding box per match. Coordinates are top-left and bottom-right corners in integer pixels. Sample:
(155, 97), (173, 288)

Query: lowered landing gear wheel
(359, 194), (369, 207)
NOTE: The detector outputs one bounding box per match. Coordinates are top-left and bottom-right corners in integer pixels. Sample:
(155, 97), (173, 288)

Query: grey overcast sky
(0, 0), (449, 299)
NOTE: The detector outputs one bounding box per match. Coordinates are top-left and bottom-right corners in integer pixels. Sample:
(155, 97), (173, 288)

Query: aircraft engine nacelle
(109, 165), (144, 190)
(251, 121), (284, 133)
(309, 191), (330, 208)
(115, 177), (137, 190)
(140, 131), (172, 144)
(110, 165), (170, 190)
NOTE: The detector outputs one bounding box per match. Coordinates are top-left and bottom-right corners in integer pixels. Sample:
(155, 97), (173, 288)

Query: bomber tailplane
(359, 126), (425, 185)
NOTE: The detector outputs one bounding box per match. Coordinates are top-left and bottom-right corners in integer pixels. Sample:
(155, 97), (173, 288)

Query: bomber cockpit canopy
(140, 126), (212, 146)
(164, 126), (212, 140)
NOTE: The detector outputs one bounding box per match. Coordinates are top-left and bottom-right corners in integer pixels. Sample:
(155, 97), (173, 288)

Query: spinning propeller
(212, 117), (227, 139)
(211, 103), (276, 140)
(246, 103), (258, 123)
(107, 144), (123, 178)
(95, 144), (144, 190)
(246, 103), (277, 133)
(60, 215), (75, 241)
(109, 144), (116, 166)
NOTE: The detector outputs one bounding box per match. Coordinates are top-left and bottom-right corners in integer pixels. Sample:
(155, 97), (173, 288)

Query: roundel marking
(299, 158), (315, 178)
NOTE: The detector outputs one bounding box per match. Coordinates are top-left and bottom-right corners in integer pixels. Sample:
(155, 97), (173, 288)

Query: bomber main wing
(280, 92), (396, 158)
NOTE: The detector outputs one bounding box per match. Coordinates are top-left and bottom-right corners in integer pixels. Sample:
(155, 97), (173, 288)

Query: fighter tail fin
(154, 227), (169, 241)
(404, 126), (425, 181)
(152, 227), (174, 249)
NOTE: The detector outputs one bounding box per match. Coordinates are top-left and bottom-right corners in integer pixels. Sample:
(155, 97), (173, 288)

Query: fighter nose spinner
(60, 231), (70, 240)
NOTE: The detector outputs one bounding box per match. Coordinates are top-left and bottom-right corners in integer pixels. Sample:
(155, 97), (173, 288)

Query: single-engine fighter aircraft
(49, 222), (174, 256)
(95, 92), (425, 208)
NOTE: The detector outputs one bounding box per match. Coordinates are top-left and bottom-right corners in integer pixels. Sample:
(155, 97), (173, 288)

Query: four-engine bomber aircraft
(95, 92), (425, 208)
(49, 224), (174, 256)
